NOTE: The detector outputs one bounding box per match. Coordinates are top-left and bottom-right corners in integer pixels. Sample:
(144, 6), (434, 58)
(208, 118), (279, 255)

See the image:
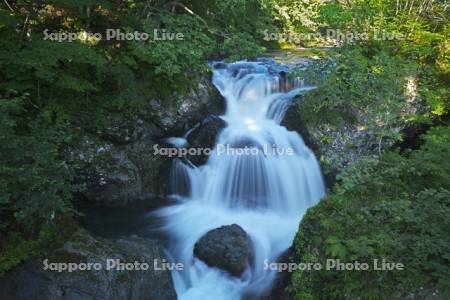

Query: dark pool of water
(75, 197), (170, 241)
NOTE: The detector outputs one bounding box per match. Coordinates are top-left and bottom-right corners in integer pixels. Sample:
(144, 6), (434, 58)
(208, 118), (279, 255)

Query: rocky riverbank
(0, 229), (176, 300)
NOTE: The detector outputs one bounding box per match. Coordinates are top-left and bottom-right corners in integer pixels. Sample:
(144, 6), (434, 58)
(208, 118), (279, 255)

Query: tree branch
(3, 0), (14, 12)
(164, 1), (225, 38)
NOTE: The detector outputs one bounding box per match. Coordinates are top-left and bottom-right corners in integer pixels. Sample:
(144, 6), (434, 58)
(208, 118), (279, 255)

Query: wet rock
(150, 77), (225, 136)
(263, 247), (295, 300)
(281, 95), (318, 154)
(0, 229), (176, 300)
(186, 115), (227, 166)
(194, 224), (254, 277)
(213, 62), (227, 69)
(281, 96), (341, 188)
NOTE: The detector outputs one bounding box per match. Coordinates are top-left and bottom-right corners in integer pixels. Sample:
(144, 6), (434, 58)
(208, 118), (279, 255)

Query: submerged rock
(193, 224), (254, 276)
(0, 229), (176, 300)
(186, 115), (227, 166)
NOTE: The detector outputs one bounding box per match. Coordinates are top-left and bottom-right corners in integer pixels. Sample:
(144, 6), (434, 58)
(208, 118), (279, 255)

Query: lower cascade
(156, 60), (326, 299)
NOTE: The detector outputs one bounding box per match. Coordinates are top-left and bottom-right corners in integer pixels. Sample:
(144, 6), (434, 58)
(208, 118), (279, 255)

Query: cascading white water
(156, 61), (325, 299)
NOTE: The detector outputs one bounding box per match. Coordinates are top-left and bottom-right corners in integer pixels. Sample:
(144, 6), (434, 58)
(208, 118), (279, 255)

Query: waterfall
(156, 60), (325, 299)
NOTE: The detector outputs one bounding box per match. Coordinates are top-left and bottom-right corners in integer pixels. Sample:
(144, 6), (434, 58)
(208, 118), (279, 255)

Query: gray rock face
(98, 118), (157, 145)
(0, 230), (176, 300)
(281, 97), (338, 187)
(67, 75), (224, 206)
(194, 224), (254, 277)
(67, 119), (170, 207)
(187, 115), (227, 166)
(281, 95), (318, 154)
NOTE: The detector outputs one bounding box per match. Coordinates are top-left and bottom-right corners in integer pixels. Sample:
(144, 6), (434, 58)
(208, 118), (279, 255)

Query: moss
(117, 271), (130, 284)
(0, 218), (85, 276)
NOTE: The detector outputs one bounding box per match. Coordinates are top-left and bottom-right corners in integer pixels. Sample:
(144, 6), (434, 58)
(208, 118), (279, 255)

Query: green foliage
(128, 12), (216, 88)
(271, 0), (324, 46)
(221, 32), (267, 61)
(316, 0), (448, 120)
(0, 225), (54, 275)
(0, 218), (78, 275)
(297, 46), (413, 147)
(291, 126), (450, 299)
(316, 2), (352, 30)
(0, 92), (76, 226)
(214, 0), (275, 38)
(284, 0), (448, 180)
(279, 2), (449, 297)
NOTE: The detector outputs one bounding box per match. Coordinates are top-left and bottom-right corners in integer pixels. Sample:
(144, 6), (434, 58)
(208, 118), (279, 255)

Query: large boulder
(150, 76), (225, 136)
(66, 74), (225, 207)
(281, 95), (319, 154)
(67, 119), (170, 207)
(281, 96), (338, 188)
(0, 229), (176, 300)
(193, 224), (254, 277)
(186, 115), (227, 166)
